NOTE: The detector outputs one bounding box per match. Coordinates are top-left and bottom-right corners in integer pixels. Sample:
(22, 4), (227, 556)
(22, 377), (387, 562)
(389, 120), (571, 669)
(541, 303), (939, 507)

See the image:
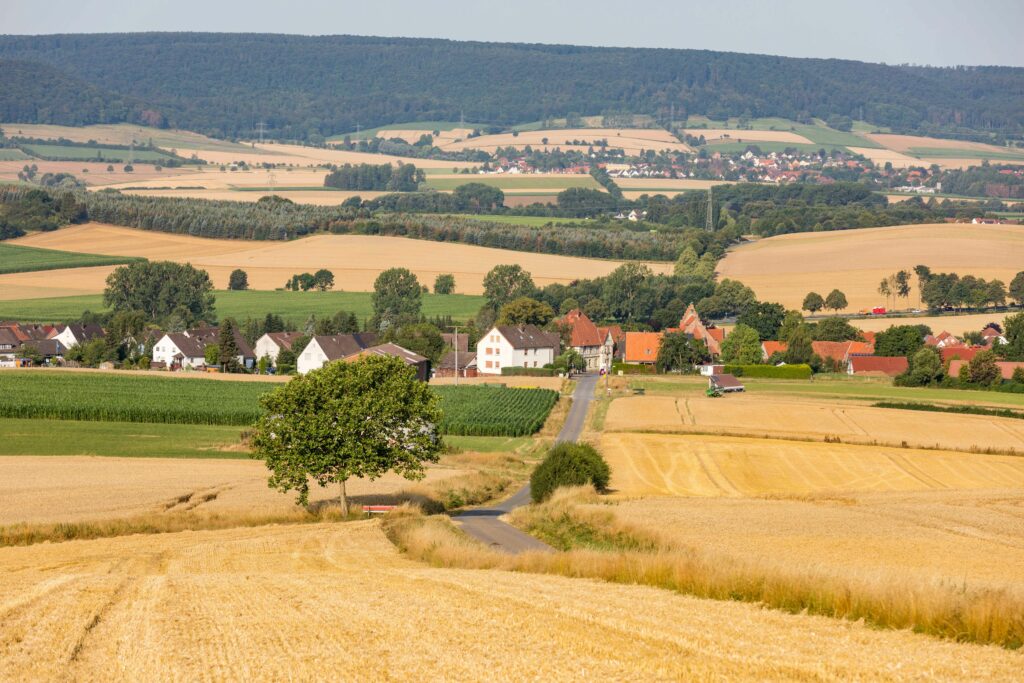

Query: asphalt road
(456, 374), (600, 554)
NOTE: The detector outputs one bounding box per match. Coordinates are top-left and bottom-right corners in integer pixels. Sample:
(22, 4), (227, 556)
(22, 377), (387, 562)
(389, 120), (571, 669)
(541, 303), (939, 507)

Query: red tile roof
(558, 309), (606, 348)
(624, 332), (661, 363)
(948, 359), (1024, 381)
(848, 355), (909, 376)
(939, 346), (984, 364)
(812, 341), (873, 363)
(761, 341), (788, 358)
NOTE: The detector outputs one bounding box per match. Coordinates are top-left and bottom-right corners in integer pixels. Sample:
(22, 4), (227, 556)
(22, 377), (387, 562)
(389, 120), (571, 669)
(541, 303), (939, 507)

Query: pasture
(3, 521), (1016, 680)
(717, 223), (1024, 312)
(8, 223), (672, 296)
(20, 143), (173, 162)
(0, 243), (141, 275)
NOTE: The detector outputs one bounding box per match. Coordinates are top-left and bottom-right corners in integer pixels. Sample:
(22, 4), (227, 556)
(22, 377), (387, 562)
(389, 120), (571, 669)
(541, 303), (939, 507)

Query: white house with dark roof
(296, 333), (378, 374)
(52, 323), (105, 349)
(152, 327), (256, 371)
(254, 331), (306, 365)
(476, 325), (560, 375)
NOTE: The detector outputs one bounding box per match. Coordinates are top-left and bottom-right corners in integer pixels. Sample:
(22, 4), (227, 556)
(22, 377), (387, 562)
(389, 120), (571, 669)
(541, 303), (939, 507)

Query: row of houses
(0, 322), (105, 367)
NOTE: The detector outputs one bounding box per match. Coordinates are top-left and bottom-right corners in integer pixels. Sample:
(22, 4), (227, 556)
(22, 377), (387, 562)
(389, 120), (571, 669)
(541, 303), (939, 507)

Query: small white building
(254, 331), (305, 365)
(296, 333), (378, 375)
(476, 325), (560, 375)
(152, 332), (208, 370)
(52, 323), (105, 349)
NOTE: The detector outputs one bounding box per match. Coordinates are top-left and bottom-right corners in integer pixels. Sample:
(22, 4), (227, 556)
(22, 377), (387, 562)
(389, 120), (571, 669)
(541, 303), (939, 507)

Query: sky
(4, 0), (1024, 67)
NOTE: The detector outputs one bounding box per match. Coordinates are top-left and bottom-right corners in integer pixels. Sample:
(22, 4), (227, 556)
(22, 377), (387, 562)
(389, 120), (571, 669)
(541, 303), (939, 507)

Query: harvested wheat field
(853, 312), (1012, 336)
(600, 432), (1024, 497)
(1, 520), (1020, 681)
(605, 394), (1024, 452)
(685, 128), (813, 145)
(0, 264), (117, 300)
(0, 122), (252, 153)
(175, 142), (471, 169)
(605, 488), (1024, 590)
(439, 128), (691, 155)
(865, 133), (1022, 155)
(717, 223), (1024, 311)
(0, 456), (468, 526)
(10, 223), (671, 295)
(0, 160), (199, 187)
(847, 146), (926, 169)
(370, 127), (474, 145)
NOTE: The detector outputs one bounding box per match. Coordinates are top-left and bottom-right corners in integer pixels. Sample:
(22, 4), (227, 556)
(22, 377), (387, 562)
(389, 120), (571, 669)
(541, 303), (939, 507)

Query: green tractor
(706, 386), (723, 398)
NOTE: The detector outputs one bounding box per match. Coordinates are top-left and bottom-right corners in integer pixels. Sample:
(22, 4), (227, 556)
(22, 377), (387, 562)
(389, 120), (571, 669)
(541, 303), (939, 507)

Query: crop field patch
(20, 144), (173, 162)
(0, 244), (142, 275)
(433, 385), (558, 436)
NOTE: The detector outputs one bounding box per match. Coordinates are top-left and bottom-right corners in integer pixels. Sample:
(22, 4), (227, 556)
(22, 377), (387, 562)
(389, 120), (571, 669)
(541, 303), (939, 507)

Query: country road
(456, 374), (599, 553)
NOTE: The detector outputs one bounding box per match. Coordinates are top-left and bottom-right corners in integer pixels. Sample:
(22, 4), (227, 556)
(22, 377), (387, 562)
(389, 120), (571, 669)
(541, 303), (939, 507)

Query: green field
(434, 385), (559, 436)
(0, 244), (143, 275)
(705, 141), (846, 154)
(0, 149), (29, 160)
(908, 147), (1024, 161)
(686, 115), (882, 150)
(20, 144), (173, 162)
(424, 175), (599, 191)
(327, 121), (487, 142)
(0, 290), (486, 324)
(0, 418), (247, 458)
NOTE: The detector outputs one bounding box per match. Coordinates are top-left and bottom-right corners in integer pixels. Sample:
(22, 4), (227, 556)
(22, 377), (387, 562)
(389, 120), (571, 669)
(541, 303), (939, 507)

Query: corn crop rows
(0, 372), (272, 426)
(433, 386), (558, 436)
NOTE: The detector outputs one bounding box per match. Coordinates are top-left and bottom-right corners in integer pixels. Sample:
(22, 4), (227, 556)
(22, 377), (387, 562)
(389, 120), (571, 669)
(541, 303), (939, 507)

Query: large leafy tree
(824, 289), (848, 312)
(497, 297), (555, 327)
(386, 322), (446, 364)
(784, 325), (813, 364)
(720, 323), (762, 365)
(656, 331), (709, 373)
(1010, 272), (1024, 306)
(228, 269), (248, 291)
(802, 292), (825, 314)
(1000, 312), (1024, 361)
(372, 267), (422, 330)
(313, 269), (335, 292)
(103, 261), (215, 324)
(250, 355), (442, 513)
(736, 302), (785, 341)
(483, 264), (536, 311)
(874, 325), (926, 358)
(218, 318), (242, 372)
(602, 263), (654, 322)
(812, 317), (862, 342)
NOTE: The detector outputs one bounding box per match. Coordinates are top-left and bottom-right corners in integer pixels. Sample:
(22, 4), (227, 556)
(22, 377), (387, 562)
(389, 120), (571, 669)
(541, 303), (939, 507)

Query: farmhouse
(51, 324), (105, 349)
(939, 346), (985, 364)
(599, 324), (626, 360)
(436, 350), (478, 378)
(254, 332), (306, 365)
(476, 325), (560, 375)
(296, 333), (379, 374)
(924, 331), (962, 349)
(624, 331), (661, 365)
(761, 340), (788, 361)
(624, 306), (725, 366)
(556, 309), (613, 373)
(678, 304), (724, 357)
(812, 340), (874, 365)
(981, 326), (1008, 345)
(847, 355), (909, 377)
(152, 327), (256, 371)
(344, 343), (431, 382)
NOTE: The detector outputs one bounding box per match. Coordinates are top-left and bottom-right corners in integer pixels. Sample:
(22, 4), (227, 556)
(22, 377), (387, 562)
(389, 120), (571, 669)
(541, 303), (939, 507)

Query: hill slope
(0, 33), (1020, 140)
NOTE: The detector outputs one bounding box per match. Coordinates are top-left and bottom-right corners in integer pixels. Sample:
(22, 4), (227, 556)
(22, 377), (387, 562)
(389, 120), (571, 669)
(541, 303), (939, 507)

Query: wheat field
(717, 223), (1024, 312)
(7, 223), (671, 296)
(684, 128), (813, 144)
(439, 128), (691, 155)
(2, 519), (1021, 681)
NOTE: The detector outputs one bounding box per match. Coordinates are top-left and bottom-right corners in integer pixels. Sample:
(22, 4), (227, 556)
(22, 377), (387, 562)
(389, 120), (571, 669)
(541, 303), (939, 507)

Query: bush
(721, 364), (812, 379)
(530, 442), (610, 503)
(500, 367), (556, 377)
(611, 361), (657, 375)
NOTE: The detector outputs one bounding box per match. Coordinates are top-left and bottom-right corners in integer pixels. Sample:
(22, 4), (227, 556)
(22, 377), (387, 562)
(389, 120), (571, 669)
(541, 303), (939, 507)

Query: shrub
(721, 364), (812, 379)
(530, 442), (610, 503)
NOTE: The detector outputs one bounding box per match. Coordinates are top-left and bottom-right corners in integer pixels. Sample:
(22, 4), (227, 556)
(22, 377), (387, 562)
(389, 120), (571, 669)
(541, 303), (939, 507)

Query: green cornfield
(0, 372), (272, 425)
(432, 385), (559, 436)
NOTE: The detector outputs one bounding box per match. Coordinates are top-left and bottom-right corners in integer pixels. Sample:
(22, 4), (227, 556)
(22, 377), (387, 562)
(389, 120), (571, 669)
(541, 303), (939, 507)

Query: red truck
(871, 307), (887, 315)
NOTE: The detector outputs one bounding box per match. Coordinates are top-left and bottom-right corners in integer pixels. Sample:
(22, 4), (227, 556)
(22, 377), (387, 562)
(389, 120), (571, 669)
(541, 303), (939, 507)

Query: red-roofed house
(847, 355), (909, 376)
(981, 326), (1008, 345)
(598, 325), (626, 360)
(924, 331), (962, 349)
(624, 332), (662, 365)
(939, 346), (985, 364)
(761, 340), (788, 360)
(812, 340), (874, 364)
(860, 331), (877, 345)
(948, 360), (1024, 381)
(557, 309), (613, 373)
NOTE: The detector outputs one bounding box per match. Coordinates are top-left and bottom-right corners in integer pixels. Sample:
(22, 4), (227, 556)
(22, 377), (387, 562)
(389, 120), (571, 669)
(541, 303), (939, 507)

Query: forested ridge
(0, 33), (1020, 140)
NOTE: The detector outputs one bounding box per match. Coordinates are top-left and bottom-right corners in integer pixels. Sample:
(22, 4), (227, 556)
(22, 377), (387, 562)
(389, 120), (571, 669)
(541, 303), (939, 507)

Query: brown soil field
(717, 223), (1024, 311)
(0, 122), (250, 153)
(2, 520), (1019, 680)
(685, 128), (813, 144)
(847, 146), (926, 169)
(0, 160), (200, 187)
(604, 394), (1024, 452)
(0, 456), (467, 526)
(10, 223), (672, 295)
(866, 133), (1020, 155)
(606, 488), (1024, 590)
(600, 432), (1024, 497)
(440, 128), (691, 155)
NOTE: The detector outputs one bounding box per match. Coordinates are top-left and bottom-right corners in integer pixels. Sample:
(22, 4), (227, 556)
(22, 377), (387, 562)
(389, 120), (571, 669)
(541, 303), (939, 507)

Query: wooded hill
(0, 33), (1020, 140)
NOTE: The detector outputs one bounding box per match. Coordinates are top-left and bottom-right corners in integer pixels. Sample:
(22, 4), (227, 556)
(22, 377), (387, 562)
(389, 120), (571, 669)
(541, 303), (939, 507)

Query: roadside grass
(0, 418), (249, 458)
(0, 243), (143, 275)
(385, 489), (1024, 650)
(0, 289), (486, 323)
(444, 435), (532, 452)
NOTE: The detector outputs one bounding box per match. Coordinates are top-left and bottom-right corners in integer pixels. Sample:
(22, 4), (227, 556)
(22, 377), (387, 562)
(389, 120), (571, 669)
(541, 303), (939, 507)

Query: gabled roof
(710, 373), (744, 390)
(762, 341), (788, 357)
(0, 328), (21, 348)
(812, 340), (874, 363)
(59, 323), (105, 342)
(598, 325), (625, 346)
(624, 331), (661, 363)
(438, 350), (477, 370)
(345, 343), (427, 366)
(939, 346), (984, 364)
(264, 331), (305, 351)
(312, 333), (378, 360)
(494, 325), (560, 350)
(848, 355), (908, 376)
(164, 332), (207, 358)
(557, 309), (607, 348)
(948, 359), (1024, 381)
(441, 333), (470, 353)
(164, 327), (256, 360)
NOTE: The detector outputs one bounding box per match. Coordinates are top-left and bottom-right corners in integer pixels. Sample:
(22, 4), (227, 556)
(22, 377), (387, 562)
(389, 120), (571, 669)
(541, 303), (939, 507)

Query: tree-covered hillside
(0, 33), (1020, 140)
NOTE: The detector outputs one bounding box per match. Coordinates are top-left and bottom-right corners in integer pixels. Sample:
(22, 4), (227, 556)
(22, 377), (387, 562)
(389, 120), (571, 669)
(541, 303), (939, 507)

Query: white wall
(151, 335), (205, 370)
(52, 327), (79, 349)
(297, 339), (330, 375)
(476, 328), (555, 375)
(254, 335), (282, 364)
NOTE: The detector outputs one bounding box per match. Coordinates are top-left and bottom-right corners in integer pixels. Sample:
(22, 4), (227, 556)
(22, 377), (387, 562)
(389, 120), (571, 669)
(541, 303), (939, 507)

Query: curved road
(456, 374), (599, 553)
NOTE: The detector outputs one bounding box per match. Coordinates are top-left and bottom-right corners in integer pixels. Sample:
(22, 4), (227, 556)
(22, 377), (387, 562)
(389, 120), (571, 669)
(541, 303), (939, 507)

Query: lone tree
(250, 355), (442, 514)
(104, 261), (215, 325)
(372, 267), (422, 330)
(802, 291), (825, 314)
(313, 269), (335, 292)
(434, 273), (456, 295)
(228, 269), (249, 291)
(218, 318), (241, 372)
(824, 289), (848, 313)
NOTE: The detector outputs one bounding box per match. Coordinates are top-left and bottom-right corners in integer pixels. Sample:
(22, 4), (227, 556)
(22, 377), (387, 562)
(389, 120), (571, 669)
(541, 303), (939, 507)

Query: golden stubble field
(6, 223), (672, 297)
(684, 128), (813, 145)
(2, 519), (1021, 681)
(717, 223), (1024, 312)
(439, 128), (691, 155)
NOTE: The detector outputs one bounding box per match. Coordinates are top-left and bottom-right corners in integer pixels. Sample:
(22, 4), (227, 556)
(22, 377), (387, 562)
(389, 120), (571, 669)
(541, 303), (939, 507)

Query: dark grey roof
(264, 331), (305, 351)
(62, 323), (105, 341)
(353, 343), (428, 365)
(442, 332), (470, 352)
(313, 333), (378, 360)
(21, 339), (66, 357)
(439, 350), (477, 370)
(710, 373), (744, 389)
(495, 325), (560, 350)
(0, 328), (20, 349)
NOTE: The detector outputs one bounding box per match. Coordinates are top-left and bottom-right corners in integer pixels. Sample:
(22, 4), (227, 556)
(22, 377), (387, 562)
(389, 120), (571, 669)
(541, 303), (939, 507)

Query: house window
(495, 361), (500, 368)
(485, 360), (493, 369)
(485, 347), (493, 355)
(533, 361), (537, 367)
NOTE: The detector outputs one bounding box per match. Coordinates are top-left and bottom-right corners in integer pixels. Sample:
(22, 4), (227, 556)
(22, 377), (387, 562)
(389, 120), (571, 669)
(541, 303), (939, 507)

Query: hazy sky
(4, 0), (1023, 67)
